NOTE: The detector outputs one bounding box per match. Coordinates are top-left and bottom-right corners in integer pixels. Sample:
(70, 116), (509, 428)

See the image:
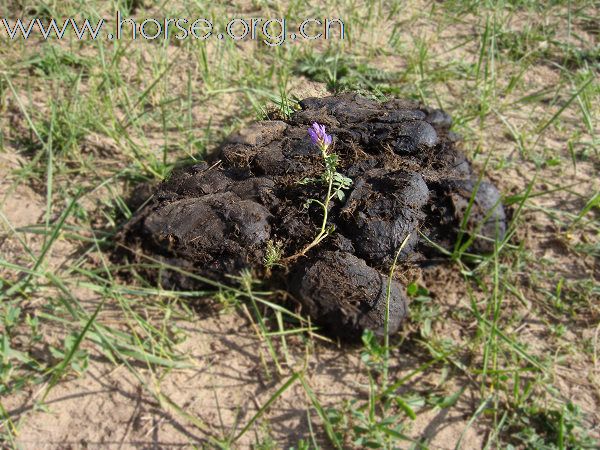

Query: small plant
(296, 51), (402, 95)
(263, 240), (284, 269)
(504, 402), (596, 449)
(285, 123), (352, 261)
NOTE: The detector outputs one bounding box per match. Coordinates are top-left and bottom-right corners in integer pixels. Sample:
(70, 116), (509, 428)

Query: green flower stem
(283, 143), (337, 262)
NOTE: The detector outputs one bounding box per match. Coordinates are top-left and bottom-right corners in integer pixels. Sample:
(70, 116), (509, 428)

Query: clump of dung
(118, 93), (506, 339)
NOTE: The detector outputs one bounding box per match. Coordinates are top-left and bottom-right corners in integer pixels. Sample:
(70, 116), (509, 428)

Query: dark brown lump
(117, 93), (507, 339)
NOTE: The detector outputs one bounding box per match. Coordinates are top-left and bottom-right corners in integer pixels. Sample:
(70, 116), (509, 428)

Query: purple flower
(308, 122), (332, 149)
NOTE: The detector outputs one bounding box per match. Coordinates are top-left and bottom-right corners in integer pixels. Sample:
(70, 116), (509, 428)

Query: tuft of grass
(296, 50), (403, 96)
(263, 240), (284, 270)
